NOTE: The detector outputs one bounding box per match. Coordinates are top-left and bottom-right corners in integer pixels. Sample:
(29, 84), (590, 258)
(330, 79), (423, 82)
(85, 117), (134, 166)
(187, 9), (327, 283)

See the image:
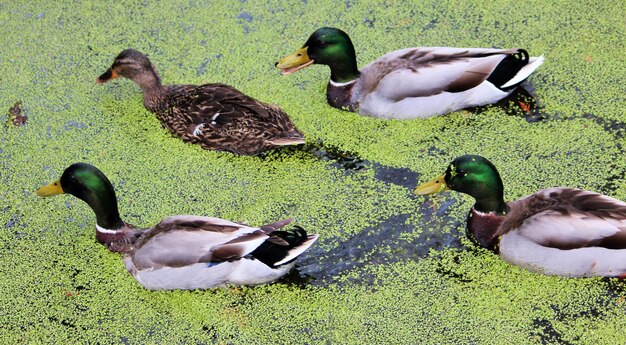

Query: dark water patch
(47, 316), (88, 331)
(260, 140), (366, 171)
(422, 19), (438, 32)
(63, 120), (87, 131)
(599, 140), (626, 194)
(372, 162), (419, 190)
(262, 140), (424, 189)
(289, 197), (464, 286)
(262, 142), (467, 287)
(5, 213), (25, 229)
(363, 17), (375, 28)
(432, 249), (474, 283)
(536, 282), (624, 345)
(201, 325), (219, 343)
(236, 12), (254, 34)
(237, 12), (253, 22)
(196, 54), (222, 76)
(601, 277), (626, 313)
(277, 266), (314, 287)
(531, 318), (573, 345)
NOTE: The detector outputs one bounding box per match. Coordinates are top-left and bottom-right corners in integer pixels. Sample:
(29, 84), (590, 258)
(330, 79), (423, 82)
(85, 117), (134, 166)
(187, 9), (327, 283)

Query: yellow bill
(276, 47), (315, 75)
(36, 179), (65, 197)
(414, 174), (447, 195)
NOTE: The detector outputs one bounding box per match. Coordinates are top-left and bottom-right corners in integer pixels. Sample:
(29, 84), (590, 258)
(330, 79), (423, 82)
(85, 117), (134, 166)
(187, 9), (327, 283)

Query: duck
(276, 27), (544, 120)
(36, 163), (318, 290)
(97, 49), (305, 155)
(414, 155), (626, 278)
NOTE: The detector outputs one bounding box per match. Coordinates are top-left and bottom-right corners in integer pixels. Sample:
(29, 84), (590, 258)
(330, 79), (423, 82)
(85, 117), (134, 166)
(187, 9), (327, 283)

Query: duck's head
(276, 27), (359, 83)
(36, 163), (124, 229)
(97, 49), (161, 87)
(415, 155), (507, 215)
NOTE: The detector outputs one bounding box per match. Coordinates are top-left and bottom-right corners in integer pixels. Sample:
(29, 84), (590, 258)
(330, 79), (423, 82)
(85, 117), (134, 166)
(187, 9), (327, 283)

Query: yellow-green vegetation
(1, 0), (625, 343)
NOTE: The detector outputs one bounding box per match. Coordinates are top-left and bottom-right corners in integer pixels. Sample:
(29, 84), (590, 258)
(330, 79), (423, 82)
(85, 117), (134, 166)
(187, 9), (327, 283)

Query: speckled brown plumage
(98, 49), (305, 155)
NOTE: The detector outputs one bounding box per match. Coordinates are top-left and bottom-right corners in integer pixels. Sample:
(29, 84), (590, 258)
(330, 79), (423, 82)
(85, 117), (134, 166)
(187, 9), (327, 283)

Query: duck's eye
(457, 171), (466, 177)
(319, 41), (328, 47)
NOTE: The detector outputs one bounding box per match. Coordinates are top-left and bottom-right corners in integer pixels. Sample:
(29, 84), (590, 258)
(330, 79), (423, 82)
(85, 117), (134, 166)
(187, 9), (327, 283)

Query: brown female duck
(98, 49), (304, 155)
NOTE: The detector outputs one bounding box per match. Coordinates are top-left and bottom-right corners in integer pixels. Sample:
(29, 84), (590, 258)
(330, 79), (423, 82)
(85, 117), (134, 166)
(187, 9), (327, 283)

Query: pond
(1, 0), (625, 343)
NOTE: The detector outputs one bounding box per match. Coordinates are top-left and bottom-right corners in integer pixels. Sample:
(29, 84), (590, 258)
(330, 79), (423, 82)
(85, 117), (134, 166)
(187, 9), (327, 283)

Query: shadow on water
(531, 318), (573, 345)
(259, 140), (366, 171)
(264, 140), (469, 286)
(281, 196), (465, 287)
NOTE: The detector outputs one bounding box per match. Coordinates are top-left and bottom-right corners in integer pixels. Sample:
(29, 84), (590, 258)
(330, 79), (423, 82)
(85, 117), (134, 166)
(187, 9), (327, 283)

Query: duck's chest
(466, 209), (506, 251)
(326, 81), (358, 112)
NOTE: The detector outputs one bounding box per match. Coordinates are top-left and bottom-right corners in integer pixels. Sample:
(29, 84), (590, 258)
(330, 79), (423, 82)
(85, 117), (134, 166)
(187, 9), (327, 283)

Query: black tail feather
(487, 49), (529, 90)
(250, 226), (309, 268)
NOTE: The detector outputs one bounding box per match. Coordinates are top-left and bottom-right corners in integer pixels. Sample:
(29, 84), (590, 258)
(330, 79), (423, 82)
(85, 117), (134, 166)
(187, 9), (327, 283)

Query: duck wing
(166, 83), (299, 129)
(163, 83), (303, 154)
(129, 215), (271, 270)
(503, 188), (626, 250)
(359, 47), (528, 101)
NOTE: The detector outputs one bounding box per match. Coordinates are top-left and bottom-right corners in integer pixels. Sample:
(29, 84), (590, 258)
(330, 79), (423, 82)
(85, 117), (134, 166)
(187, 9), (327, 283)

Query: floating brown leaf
(7, 101), (27, 127)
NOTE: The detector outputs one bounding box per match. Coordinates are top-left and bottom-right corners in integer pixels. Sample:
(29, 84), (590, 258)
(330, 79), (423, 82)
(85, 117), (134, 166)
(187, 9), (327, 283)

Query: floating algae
(1, 0), (625, 343)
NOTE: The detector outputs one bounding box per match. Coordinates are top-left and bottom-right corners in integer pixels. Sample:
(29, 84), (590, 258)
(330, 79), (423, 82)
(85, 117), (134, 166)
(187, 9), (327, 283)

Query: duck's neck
(328, 57), (360, 84)
(474, 195), (508, 216)
(132, 69), (166, 111)
(82, 189), (125, 231)
(77, 182), (138, 251)
(468, 191), (508, 250)
(95, 223), (138, 253)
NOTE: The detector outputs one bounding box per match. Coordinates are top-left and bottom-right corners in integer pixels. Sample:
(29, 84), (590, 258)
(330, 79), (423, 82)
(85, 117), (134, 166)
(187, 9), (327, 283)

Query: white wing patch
(192, 123), (205, 136)
(210, 112), (220, 125)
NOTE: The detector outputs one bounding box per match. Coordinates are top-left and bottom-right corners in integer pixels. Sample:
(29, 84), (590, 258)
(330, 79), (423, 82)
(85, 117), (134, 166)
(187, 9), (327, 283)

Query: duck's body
(98, 49), (304, 155)
(416, 155), (626, 278)
(37, 163), (318, 290)
(277, 28), (544, 119)
(125, 215), (316, 290)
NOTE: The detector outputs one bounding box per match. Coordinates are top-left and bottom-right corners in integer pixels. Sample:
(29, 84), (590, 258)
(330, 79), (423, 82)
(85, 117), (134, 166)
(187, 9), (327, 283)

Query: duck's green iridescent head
(415, 155), (507, 214)
(36, 163), (124, 229)
(276, 27), (360, 83)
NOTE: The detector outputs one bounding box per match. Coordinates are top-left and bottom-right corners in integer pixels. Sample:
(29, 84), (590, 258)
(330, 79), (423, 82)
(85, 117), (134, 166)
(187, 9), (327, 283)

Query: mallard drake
(36, 163), (318, 290)
(415, 155), (626, 278)
(276, 27), (544, 120)
(97, 49), (305, 155)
